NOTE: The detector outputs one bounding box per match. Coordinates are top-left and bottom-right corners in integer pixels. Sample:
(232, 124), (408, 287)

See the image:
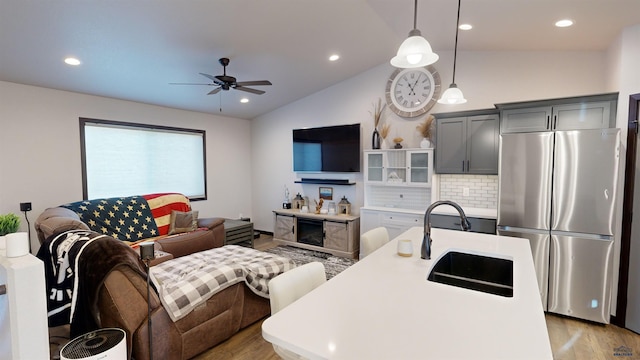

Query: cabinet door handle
(553, 115), (557, 129)
(291, 226), (295, 234)
(546, 115), (550, 129)
(462, 161), (465, 172)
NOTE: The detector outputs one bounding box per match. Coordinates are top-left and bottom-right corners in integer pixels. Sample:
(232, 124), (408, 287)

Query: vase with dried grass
(380, 123), (391, 149)
(417, 115), (435, 148)
(370, 98), (386, 149)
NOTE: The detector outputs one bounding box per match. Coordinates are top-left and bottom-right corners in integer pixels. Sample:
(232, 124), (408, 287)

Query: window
(80, 118), (207, 200)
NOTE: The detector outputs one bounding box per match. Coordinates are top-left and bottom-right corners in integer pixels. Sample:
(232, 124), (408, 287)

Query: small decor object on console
(292, 193), (305, 210)
(319, 187), (333, 200)
(338, 196), (352, 215)
(314, 199), (324, 214)
(282, 185), (291, 209)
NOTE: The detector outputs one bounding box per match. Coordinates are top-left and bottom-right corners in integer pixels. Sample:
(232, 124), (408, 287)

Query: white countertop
(361, 205), (497, 219)
(262, 227), (552, 360)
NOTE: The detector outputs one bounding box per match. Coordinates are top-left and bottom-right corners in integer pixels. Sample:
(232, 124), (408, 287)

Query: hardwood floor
(546, 314), (640, 359)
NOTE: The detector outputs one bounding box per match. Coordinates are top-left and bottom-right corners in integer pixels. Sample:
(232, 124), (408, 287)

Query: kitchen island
(262, 227), (552, 359)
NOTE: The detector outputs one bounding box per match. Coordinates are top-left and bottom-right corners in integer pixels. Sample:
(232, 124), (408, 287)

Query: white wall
(0, 81), (253, 252)
(251, 50), (606, 232)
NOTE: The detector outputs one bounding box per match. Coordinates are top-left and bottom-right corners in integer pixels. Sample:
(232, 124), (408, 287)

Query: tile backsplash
(439, 174), (498, 209)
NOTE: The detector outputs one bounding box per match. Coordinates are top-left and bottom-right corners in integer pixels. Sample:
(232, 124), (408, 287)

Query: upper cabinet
(434, 109), (499, 175)
(497, 93), (618, 134)
(364, 149), (433, 187)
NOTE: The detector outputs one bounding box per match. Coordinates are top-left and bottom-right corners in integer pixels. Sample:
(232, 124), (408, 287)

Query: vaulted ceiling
(1, 0), (639, 119)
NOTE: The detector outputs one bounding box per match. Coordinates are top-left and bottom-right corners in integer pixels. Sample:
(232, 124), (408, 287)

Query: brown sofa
(35, 194), (271, 359)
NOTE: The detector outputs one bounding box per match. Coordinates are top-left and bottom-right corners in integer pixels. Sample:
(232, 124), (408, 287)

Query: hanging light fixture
(438, 0), (467, 104)
(390, 0), (439, 68)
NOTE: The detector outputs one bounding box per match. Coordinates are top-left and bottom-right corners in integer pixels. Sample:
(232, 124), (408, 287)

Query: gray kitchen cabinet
(498, 93), (617, 134)
(434, 109), (499, 175)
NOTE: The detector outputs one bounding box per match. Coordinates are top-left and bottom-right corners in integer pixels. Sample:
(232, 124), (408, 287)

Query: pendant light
(390, 0), (439, 68)
(438, 0), (467, 104)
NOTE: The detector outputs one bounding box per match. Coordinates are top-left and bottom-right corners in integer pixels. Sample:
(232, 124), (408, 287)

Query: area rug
(263, 246), (357, 280)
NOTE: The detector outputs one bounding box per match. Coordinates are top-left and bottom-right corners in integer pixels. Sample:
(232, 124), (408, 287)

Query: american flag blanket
(61, 193), (191, 241)
(150, 245), (296, 322)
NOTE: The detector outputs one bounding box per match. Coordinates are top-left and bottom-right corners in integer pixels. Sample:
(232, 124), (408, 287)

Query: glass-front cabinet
(364, 151), (384, 182)
(364, 149), (433, 187)
(407, 150), (432, 185)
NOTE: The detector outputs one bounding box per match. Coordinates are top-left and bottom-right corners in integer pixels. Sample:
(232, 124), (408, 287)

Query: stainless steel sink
(427, 251), (514, 297)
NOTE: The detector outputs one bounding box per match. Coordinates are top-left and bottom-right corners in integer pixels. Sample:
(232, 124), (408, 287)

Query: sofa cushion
(168, 210), (198, 235)
(144, 193), (191, 235)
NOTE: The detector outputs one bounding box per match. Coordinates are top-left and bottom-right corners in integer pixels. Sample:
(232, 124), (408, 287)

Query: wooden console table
(272, 209), (359, 259)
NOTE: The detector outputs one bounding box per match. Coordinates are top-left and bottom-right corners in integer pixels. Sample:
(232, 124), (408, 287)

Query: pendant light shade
(390, 0), (439, 68)
(439, 84), (467, 104)
(438, 0), (467, 104)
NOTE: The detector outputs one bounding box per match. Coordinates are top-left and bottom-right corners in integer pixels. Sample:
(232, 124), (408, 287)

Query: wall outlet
(462, 187), (470, 197)
(20, 202), (32, 212)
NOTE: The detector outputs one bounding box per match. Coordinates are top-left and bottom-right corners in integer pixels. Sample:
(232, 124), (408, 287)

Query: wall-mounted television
(293, 124), (361, 173)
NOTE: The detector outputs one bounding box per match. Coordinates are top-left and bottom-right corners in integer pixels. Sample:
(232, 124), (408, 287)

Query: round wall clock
(385, 65), (441, 118)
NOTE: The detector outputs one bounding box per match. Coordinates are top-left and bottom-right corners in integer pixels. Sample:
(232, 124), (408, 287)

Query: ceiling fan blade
(169, 82), (213, 85)
(199, 73), (218, 82)
(207, 87), (222, 95)
(235, 86), (265, 95)
(235, 80), (272, 87)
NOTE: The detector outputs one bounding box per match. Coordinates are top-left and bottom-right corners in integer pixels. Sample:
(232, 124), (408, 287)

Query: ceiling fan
(170, 57), (272, 95)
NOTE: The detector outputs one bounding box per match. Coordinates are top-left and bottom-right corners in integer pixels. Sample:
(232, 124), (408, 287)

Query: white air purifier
(60, 328), (126, 360)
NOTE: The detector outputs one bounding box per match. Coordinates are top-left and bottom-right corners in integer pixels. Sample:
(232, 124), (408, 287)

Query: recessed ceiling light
(329, 54), (340, 61)
(64, 57), (81, 66)
(240, 98), (249, 103)
(555, 19), (574, 28)
(459, 24), (473, 30)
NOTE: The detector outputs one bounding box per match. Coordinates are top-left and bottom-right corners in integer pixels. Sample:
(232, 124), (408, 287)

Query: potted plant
(0, 213), (20, 252)
(0, 213), (20, 236)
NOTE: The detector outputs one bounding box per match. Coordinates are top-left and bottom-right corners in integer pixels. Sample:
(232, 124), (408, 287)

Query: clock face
(385, 66), (441, 118)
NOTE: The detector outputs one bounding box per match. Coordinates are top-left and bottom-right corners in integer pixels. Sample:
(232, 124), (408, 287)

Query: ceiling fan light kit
(171, 57), (272, 96)
(438, 0), (467, 104)
(390, 0), (439, 68)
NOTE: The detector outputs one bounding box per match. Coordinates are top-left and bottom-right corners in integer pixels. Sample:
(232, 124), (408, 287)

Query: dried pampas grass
(417, 115), (435, 140)
(370, 98), (386, 128)
(380, 123), (391, 139)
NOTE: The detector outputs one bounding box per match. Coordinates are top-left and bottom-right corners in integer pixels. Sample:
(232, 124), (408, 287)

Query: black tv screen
(293, 124), (361, 172)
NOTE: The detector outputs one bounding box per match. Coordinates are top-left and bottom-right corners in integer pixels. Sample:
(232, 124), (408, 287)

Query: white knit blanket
(150, 245), (295, 321)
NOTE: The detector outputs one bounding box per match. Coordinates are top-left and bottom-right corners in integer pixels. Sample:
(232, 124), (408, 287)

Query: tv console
(272, 209), (360, 259)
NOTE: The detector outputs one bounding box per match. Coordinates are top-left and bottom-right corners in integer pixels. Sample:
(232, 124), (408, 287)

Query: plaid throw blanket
(149, 245), (295, 322)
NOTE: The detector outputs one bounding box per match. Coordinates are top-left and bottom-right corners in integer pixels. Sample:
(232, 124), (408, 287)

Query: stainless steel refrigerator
(497, 128), (620, 324)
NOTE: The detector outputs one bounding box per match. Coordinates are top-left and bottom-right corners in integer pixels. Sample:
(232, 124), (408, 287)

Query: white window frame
(80, 118), (207, 200)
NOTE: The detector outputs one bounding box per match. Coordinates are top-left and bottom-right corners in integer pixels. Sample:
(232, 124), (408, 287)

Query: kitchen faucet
(422, 200), (471, 260)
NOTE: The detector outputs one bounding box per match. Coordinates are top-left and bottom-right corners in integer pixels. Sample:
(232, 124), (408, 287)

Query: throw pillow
(168, 210), (199, 235)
